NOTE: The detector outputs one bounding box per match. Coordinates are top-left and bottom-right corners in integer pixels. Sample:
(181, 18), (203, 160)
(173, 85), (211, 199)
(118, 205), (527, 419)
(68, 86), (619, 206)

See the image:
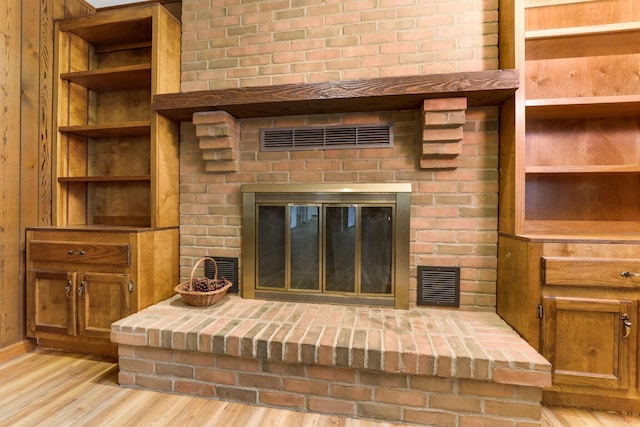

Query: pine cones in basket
(190, 277), (232, 293)
(174, 257), (233, 306)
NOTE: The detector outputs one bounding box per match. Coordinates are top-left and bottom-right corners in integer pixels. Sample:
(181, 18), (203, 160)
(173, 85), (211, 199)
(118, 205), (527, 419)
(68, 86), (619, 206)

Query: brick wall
(181, 0), (499, 90)
(178, 0), (501, 310)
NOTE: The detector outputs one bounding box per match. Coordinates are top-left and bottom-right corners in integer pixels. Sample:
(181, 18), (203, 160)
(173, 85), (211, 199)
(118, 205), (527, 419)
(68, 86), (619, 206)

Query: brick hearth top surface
(112, 295), (551, 388)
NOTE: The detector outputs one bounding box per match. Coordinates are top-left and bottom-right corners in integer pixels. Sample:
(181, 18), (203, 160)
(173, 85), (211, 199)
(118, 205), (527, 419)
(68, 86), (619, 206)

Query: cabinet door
(77, 272), (131, 339)
(28, 269), (78, 336)
(542, 296), (635, 390)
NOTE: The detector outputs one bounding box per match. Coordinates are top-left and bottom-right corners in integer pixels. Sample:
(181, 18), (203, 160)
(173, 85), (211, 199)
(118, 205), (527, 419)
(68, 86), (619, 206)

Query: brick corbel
(192, 111), (239, 173)
(419, 97), (467, 170)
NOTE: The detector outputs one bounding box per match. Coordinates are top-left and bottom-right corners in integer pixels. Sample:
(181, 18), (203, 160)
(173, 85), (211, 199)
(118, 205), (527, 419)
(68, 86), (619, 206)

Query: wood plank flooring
(2, 350), (640, 427)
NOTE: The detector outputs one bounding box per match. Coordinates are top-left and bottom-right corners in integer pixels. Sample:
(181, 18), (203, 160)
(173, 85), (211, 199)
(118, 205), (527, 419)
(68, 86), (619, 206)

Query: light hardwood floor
(2, 350), (640, 427)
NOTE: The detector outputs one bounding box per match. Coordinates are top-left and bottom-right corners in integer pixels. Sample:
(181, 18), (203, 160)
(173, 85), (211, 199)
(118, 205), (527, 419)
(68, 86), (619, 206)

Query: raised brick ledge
(112, 295), (550, 387)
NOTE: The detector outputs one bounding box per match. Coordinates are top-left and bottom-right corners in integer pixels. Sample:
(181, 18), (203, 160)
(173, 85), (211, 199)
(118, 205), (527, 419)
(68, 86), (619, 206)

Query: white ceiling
(87, 0), (142, 8)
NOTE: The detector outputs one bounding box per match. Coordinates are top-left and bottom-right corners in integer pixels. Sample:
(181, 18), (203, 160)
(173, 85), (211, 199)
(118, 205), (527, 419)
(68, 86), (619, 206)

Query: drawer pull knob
(67, 249), (85, 255)
(622, 313), (632, 341)
(621, 271), (640, 278)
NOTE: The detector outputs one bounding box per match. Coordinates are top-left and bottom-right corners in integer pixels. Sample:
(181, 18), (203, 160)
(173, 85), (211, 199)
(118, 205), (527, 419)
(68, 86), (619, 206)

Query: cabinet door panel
(542, 296), (634, 390)
(29, 269), (77, 336)
(78, 272), (131, 339)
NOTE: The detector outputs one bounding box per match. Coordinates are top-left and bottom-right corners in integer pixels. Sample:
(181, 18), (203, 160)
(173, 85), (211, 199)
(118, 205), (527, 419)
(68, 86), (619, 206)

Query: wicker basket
(174, 257), (232, 307)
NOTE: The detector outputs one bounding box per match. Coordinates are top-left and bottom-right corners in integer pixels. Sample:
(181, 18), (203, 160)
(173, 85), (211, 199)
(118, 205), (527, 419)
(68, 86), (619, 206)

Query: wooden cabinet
(541, 295), (634, 391)
(30, 269), (79, 337)
(498, 236), (640, 411)
(539, 250), (640, 411)
(30, 269), (131, 341)
(497, 0), (640, 412)
(26, 4), (181, 356)
(26, 227), (178, 357)
(541, 296), (634, 391)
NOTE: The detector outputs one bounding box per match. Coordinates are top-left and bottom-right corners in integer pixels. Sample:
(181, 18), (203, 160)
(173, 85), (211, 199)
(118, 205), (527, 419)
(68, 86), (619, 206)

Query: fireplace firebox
(241, 183), (411, 308)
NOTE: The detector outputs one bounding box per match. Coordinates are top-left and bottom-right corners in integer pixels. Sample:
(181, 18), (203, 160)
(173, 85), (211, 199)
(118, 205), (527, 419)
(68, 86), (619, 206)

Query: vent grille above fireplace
(261, 125), (392, 151)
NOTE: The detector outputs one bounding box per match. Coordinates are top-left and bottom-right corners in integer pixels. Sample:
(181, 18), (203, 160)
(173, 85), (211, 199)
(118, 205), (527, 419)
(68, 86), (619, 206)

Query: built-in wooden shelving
(521, 17), (640, 236)
(53, 3), (180, 229)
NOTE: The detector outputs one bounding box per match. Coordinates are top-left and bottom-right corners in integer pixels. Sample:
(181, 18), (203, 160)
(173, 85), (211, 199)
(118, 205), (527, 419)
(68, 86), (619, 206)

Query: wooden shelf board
(525, 95), (640, 119)
(58, 5), (155, 49)
(525, 0), (598, 7)
(60, 64), (151, 91)
(58, 121), (151, 137)
(152, 69), (519, 121)
(526, 165), (640, 174)
(525, 22), (640, 60)
(526, 21), (640, 41)
(522, 221), (640, 241)
(58, 176), (151, 183)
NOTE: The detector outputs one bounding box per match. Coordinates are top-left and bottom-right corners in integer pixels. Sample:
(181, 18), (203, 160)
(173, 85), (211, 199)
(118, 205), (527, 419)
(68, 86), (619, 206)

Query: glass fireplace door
(324, 205), (393, 296)
(290, 205), (320, 291)
(257, 203), (394, 298)
(257, 204), (321, 291)
(325, 206), (356, 293)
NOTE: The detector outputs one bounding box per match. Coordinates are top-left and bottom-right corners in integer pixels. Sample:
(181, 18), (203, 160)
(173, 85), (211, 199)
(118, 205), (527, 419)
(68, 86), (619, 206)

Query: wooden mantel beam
(152, 69), (519, 121)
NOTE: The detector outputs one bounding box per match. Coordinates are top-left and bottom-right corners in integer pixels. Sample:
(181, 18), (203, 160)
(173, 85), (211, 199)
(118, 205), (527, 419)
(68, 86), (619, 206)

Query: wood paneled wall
(0, 0), (180, 358)
(1, 0), (23, 353)
(0, 0), (93, 356)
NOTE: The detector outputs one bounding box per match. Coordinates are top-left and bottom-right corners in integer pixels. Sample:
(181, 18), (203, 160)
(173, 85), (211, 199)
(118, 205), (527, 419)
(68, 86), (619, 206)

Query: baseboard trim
(543, 389), (640, 414)
(0, 339), (36, 363)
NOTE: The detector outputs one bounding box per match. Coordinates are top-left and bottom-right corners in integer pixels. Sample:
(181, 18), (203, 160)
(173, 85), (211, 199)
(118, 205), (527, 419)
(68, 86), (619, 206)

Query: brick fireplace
(111, 1), (552, 426)
(173, 0), (509, 311)
(175, 102), (505, 310)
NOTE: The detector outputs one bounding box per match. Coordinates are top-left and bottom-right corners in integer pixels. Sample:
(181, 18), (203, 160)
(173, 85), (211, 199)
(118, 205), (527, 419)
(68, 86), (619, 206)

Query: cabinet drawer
(542, 257), (640, 287)
(29, 240), (130, 266)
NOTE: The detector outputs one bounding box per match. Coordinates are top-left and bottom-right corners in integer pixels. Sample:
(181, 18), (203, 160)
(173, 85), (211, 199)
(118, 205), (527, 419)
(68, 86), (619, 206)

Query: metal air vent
(261, 124), (392, 151)
(205, 257), (239, 293)
(417, 266), (460, 307)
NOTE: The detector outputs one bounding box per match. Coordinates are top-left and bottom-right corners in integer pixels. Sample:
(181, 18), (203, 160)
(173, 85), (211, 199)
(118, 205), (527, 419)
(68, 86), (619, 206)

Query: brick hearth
(112, 296), (551, 426)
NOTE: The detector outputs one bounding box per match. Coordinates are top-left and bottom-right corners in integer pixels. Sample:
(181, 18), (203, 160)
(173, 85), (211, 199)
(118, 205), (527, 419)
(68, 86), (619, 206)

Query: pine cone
(190, 277), (231, 292)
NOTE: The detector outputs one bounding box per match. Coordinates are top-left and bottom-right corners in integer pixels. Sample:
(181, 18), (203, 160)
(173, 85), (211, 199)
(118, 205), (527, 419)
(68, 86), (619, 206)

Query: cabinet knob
(66, 281), (73, 299)
(621, 271), (640, 278)
(67, 249), (85, 255)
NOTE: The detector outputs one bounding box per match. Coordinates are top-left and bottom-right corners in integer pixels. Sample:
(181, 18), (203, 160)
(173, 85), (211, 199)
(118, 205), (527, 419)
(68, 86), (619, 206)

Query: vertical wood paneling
(19, 0), (46, 354)
(1, 0), (23, 349)
(38, 0), (53, 226)
(0, 0), (93, 354)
